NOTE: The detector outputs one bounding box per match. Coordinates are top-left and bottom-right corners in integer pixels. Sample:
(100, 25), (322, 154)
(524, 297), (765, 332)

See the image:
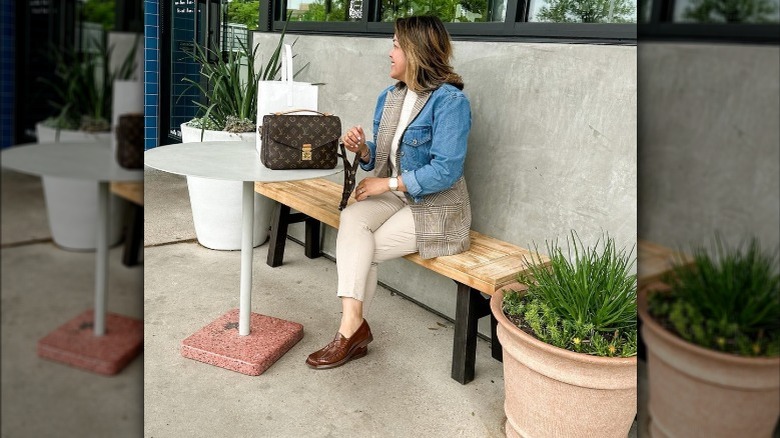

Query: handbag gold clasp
(302, 144), (312, 160)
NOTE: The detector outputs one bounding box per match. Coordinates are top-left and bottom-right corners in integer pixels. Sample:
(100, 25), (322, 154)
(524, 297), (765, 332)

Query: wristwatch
(388, 177), (399, 191)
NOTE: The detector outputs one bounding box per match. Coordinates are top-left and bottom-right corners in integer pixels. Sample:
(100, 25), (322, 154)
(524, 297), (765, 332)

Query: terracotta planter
(490, 289), (637, 438)
(639, 287), (780, 438)
(180, 123), (273, 250)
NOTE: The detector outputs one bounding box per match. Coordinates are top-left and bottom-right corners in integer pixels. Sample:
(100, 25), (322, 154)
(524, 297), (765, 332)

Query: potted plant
(38, 34), (139, 141)
(178, 30), (306, 250)
(639, 237), (779, 437)
(490, 232), (637, 438)
(35, 34), (139, 250)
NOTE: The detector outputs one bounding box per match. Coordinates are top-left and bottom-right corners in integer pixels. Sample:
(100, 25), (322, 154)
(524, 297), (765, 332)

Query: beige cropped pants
(336, 191), (418, 316)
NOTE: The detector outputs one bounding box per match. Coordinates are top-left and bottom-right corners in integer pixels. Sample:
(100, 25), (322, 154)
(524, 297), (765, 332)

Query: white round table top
(1, 142), (143, 182)
(144, 141), (343, 182)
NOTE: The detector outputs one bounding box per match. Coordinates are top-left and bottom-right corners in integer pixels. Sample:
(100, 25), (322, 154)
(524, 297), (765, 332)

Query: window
(259, 0), (780, 41)
(378, 0), (503, 22)
(262, 0), (638, 41)
(671, 0), (779, 23)
(640, 0), (780, 41)
(527, 0), (637, 23)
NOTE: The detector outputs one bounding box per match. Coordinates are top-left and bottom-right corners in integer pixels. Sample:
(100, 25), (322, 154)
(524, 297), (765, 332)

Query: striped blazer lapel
(374, 86), (405, 178)
(375, 86), (432, 178)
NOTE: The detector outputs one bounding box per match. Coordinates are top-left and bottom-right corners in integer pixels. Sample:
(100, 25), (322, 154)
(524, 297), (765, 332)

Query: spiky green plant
(503, 232), (638, 357)
(40, 36), (139, 133)
(180, 16), (308, 134)
(648, 237), (780, 357)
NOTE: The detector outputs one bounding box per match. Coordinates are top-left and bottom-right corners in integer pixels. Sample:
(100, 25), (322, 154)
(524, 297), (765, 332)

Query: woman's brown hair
(394, 16), (464, 92)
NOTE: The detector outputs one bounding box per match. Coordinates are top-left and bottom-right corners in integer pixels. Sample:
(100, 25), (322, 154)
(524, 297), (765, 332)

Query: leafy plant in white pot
(36, 34), (139, 250)
(179, 33), (303, 250)
(491, 232), (637, 438)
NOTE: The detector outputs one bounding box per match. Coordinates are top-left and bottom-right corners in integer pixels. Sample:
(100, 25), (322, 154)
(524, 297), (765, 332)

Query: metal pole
(239, 181), (254, 336)
(94, 182), (109, 336)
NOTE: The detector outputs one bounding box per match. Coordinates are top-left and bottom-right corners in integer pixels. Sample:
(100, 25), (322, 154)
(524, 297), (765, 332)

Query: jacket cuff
(402, 170), (423, 198)
(359, 141), (376, 171)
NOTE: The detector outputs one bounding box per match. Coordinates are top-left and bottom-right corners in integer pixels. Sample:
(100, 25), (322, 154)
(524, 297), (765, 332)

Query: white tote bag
(256, 44), (319, 155)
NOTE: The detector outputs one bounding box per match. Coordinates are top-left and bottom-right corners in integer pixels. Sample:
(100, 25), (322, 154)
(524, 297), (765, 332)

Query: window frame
(258, 0), (780, 43)
(259, 0), (639, 43)
(639, 0), (780, 43)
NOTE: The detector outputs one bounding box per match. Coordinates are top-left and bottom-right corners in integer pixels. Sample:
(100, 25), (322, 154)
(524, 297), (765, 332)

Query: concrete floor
(1, 169), (143, 438)
(2, 167), (640, 437)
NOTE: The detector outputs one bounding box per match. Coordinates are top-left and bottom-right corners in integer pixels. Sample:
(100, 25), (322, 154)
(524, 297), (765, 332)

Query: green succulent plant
(648, 237), (780, 357)
(504, 231), (638, 357)
(40, 36), (139, 133)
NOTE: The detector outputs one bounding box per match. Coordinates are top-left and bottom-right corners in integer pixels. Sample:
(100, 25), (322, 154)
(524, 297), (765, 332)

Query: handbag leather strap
(272, 109), (333, 117)
(337, 141), (361, 210)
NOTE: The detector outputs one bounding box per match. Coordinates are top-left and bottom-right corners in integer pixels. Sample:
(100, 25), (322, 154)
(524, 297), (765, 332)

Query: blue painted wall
(0, 0), (14, 148)
(144, 0), (159, 149)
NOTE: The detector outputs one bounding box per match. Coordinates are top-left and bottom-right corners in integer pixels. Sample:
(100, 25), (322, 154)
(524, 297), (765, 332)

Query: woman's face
(389, 34), (407, 81)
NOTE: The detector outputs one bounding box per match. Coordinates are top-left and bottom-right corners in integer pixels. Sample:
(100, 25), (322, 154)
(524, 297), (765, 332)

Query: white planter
(181, 123), (273, 250)
(35, 123), (125, 250)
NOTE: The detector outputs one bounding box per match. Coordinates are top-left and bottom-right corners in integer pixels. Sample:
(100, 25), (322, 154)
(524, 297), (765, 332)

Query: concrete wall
(253, 33), (637, 328)
(639, 43), (780, 251)
(108, 31), (143, 81)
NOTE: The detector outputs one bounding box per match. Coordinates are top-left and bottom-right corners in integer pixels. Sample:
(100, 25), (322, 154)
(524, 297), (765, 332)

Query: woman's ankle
(338, 315), (364, 338)
(338, 297), (364, 337)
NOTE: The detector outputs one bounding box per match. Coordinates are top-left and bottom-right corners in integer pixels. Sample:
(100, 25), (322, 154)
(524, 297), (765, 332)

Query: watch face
(389, 177), (398, 190)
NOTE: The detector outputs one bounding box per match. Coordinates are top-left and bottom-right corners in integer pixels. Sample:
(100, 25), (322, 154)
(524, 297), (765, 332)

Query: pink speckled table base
(181, 309), (304, 376)
(37, 309), (143, 375)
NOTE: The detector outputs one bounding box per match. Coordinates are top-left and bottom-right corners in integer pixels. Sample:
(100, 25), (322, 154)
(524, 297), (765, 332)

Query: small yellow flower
(716, 337), (726, 348)
(572, 337), (581, 345)
(608, 345), (617, 354)
(752, 343), (761, 355)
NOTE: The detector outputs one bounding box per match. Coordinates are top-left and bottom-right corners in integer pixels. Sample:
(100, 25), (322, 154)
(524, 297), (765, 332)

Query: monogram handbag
(115, 113), (144, 169)
(260, 110), (340, 170)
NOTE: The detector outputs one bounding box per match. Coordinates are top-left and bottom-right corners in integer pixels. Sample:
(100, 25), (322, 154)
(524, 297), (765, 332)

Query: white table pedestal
(2, 143), (143, 375)
(145, 142), (341, 376)
(179, 182), (303, 375)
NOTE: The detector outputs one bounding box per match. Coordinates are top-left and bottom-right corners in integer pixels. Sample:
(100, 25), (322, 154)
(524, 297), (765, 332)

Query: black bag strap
(337, 141), (361, 210)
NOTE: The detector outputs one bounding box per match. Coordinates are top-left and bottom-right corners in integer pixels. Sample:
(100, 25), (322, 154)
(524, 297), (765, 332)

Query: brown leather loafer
(306, 319), (373, 370)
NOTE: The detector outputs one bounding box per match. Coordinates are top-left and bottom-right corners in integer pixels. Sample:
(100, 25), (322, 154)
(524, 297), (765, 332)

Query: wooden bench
(256, 178), (547, 384)
(110, 182), (143, 266)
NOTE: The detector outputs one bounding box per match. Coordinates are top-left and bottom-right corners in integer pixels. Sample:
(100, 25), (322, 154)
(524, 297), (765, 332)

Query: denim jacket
(361, 83), (471, 203)
(360, 83), (472, 259)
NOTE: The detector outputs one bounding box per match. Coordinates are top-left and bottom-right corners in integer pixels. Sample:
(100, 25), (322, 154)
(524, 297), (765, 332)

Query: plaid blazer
(365, 84), (472, 259)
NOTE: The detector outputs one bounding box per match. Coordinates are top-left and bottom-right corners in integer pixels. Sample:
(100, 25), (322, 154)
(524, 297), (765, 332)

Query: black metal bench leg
(490, 313), (503, 362)
(452, 282), (481, 384)
(122, 204), (143, 267)
(304, 218), (321, 259)
(267, 203), (291, 267)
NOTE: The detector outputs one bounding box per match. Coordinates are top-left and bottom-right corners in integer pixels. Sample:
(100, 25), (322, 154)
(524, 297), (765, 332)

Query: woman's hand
(355, 177), (388, 201)
(342, 125), (369, 161)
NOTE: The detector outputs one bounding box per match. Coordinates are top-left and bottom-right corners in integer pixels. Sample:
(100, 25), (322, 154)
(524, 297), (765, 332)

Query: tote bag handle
(281, 44), (295, 106)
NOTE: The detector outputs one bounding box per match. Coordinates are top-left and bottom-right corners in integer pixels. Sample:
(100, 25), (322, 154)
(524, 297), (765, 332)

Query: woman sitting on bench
(306, 15), (473, 370)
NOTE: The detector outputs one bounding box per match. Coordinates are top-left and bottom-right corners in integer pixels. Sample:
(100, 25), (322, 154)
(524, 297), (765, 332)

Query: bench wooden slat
(110, 181), (143, 205)
(109, 181), (143, 266)
(256, 180), (353, 229)
(637, 240), (690, 283)
(256, 179), (548, 296)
